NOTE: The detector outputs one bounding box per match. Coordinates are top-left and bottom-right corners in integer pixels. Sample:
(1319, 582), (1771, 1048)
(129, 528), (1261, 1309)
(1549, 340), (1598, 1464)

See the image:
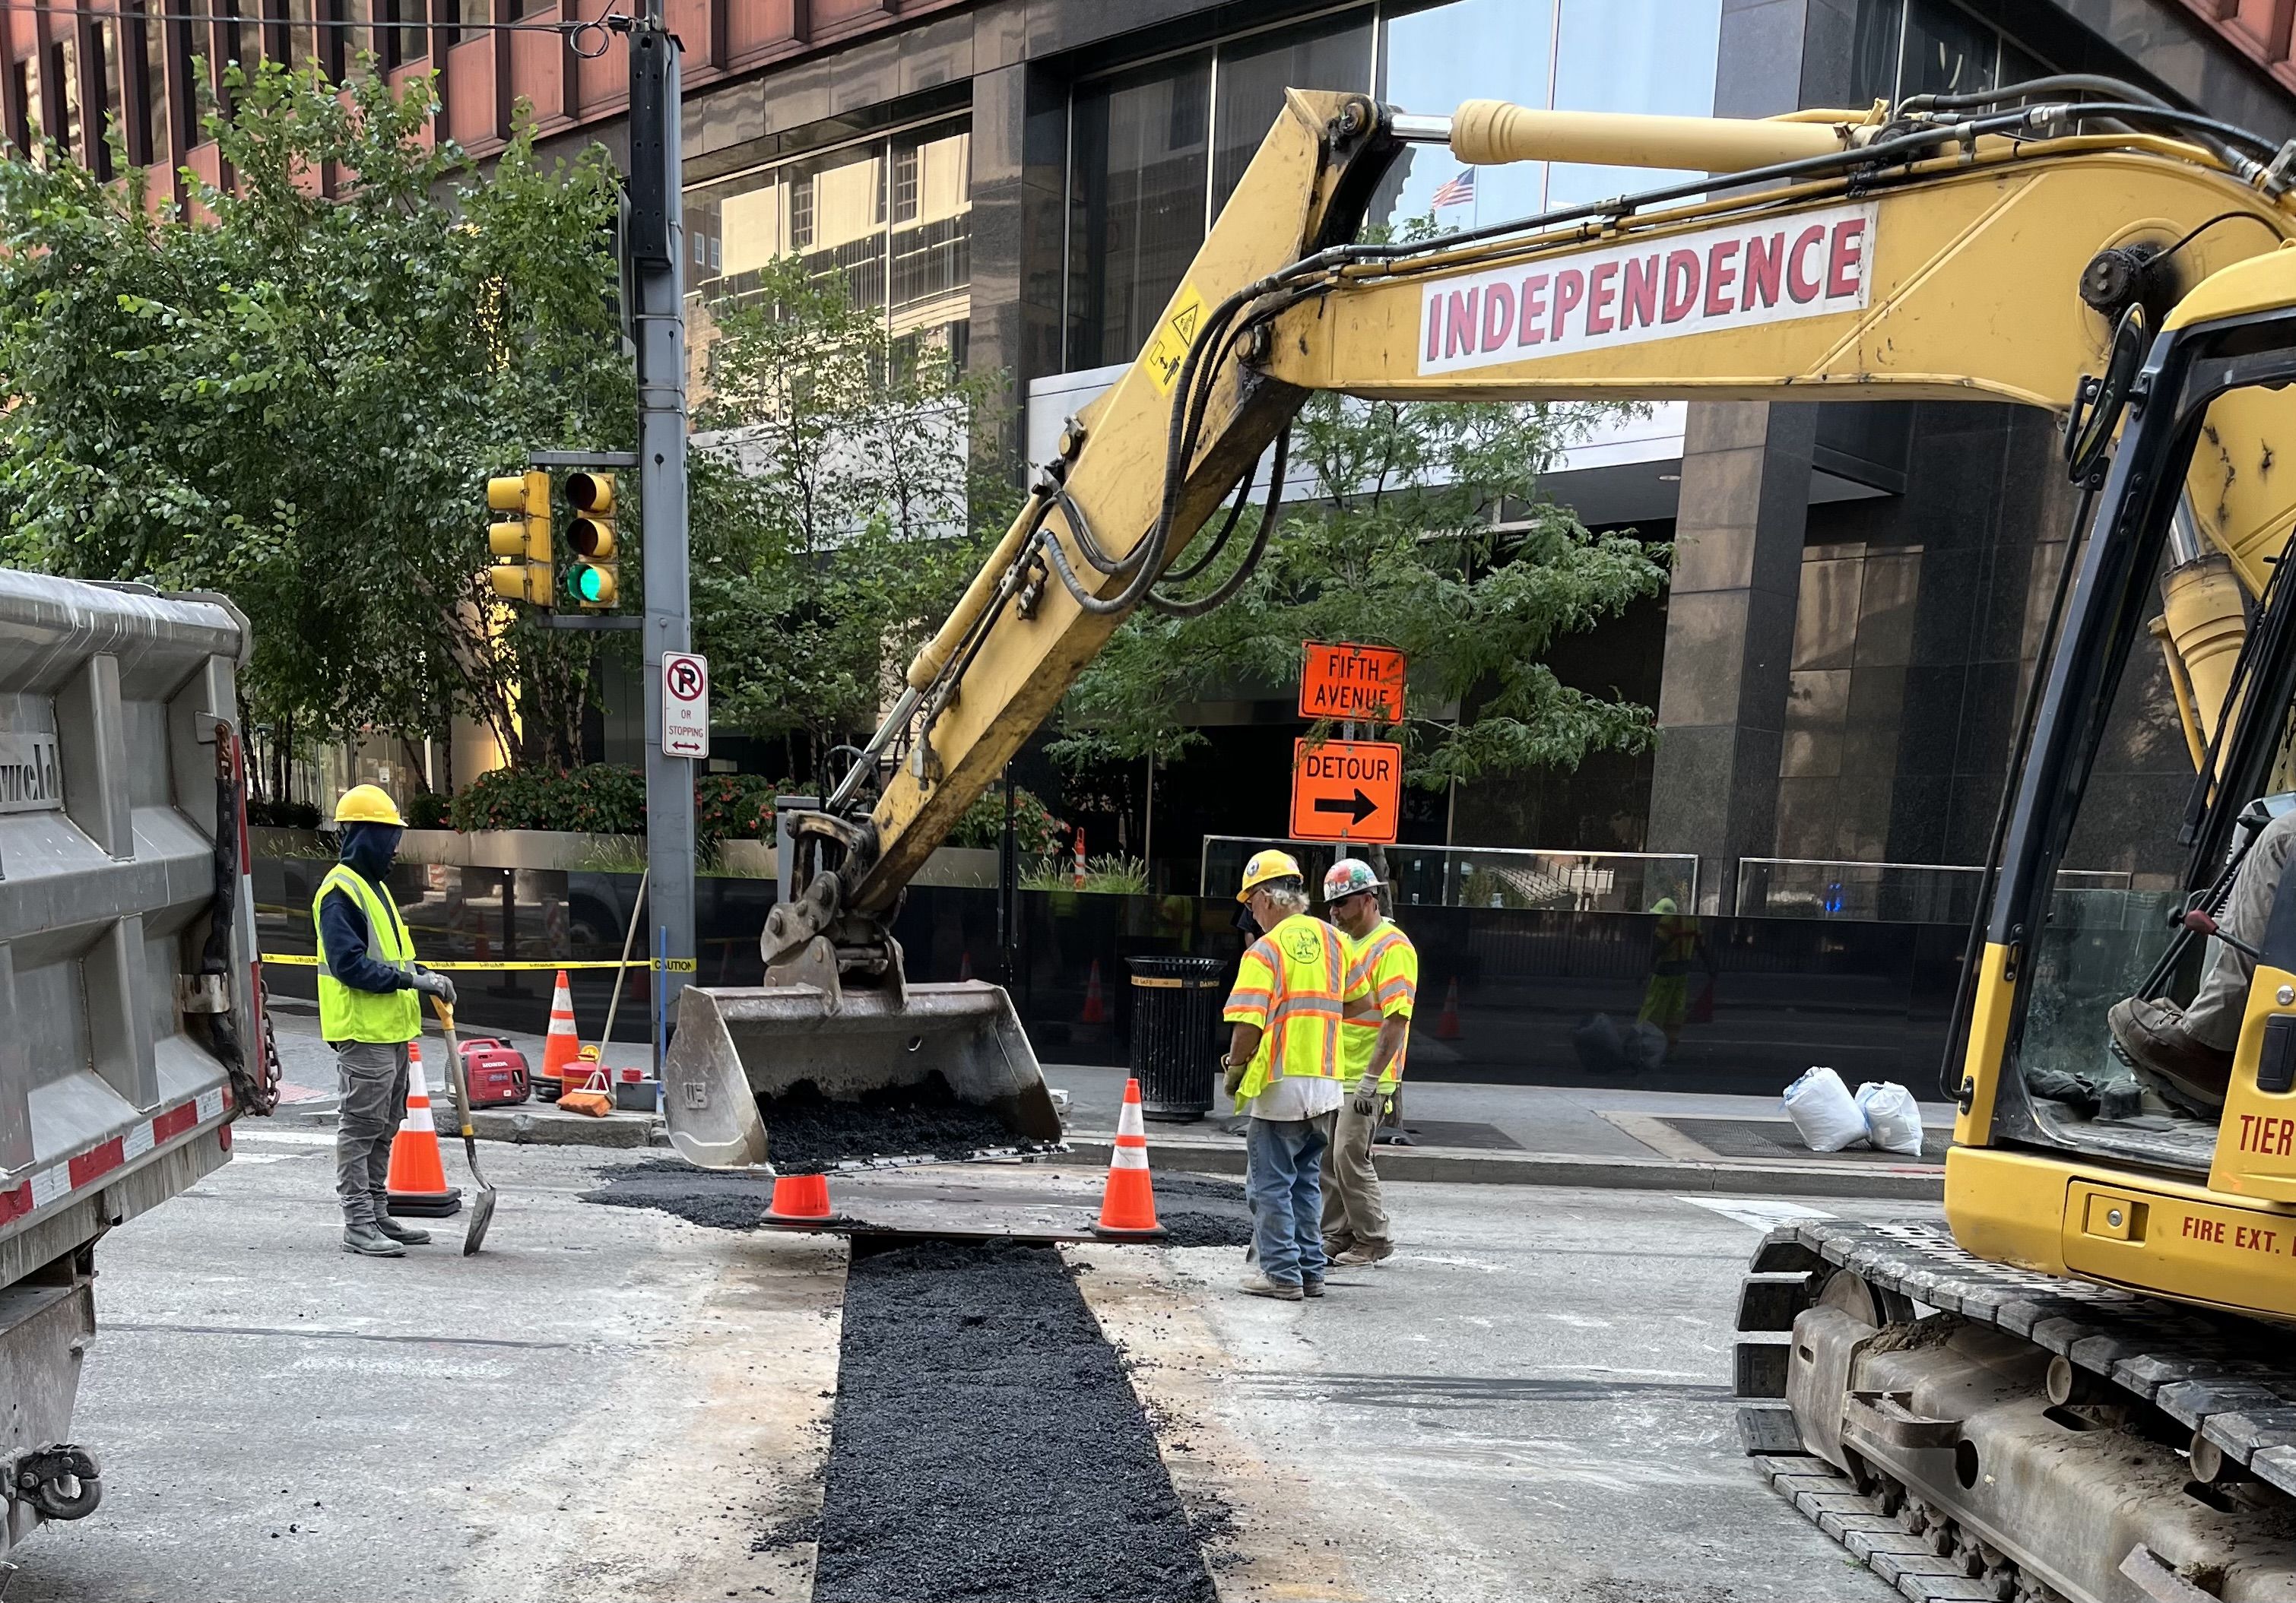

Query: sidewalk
(258, 1002), (1948, 1196)
(1044, 1063), (1952, 1199)
(264, 998), (661, 1148)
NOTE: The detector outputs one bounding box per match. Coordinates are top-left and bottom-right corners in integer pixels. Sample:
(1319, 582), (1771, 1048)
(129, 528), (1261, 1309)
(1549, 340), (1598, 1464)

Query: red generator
(457, 1038), (531, 1107)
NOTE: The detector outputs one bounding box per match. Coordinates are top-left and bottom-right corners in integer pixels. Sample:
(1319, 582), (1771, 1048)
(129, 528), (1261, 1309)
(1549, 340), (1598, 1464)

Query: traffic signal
(486, 471), (551, 604)
(565, 471), (618, 610)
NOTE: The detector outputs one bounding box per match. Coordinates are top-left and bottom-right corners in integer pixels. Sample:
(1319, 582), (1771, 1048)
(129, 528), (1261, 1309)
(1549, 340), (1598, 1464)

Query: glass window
(92, 17), (119, 179)
(890, 125), (970, 336)
(1902, 0), (1995, 98)
(1378, 0), (1554, 233)
(1851, 0), (1904, 106)
(54, 36), (81, 160)
(684, 118), (969, 350)
(136, 6), (167, 164)
(1067, 54), (1211, 371)
(1545, 0), (1722, 211)
(1209, 15), (1372, 220)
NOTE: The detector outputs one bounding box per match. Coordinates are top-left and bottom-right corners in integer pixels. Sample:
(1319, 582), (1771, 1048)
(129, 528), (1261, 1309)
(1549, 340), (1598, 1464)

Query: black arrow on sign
(1314, 789), (1379, 825)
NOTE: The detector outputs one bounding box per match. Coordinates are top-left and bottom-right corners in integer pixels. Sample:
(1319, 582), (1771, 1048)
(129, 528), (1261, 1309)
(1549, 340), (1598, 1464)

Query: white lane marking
(1680, 1196), (1835, 1232)
(226, 1152), (311, 1165)
(231, 1129), (338, 1148)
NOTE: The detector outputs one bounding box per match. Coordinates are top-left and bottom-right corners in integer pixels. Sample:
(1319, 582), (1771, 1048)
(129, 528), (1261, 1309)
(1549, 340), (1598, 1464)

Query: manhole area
(813, 1237), (1218, 1602)
(1660, 1117), (1948, 1164)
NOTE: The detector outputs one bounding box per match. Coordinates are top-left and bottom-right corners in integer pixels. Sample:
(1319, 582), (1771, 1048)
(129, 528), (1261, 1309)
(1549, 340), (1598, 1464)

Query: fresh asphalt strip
(810, 1238), (1219, 1603)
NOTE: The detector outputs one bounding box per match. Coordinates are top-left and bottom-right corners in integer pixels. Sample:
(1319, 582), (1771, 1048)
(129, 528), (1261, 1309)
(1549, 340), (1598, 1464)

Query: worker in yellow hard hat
(1219, 849), (1369, 1300)
(313, 784), (455, 1259)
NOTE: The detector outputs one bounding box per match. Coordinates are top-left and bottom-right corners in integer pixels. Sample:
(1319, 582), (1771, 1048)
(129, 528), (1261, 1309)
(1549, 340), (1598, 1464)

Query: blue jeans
(1246, 1114), (1332, 1285)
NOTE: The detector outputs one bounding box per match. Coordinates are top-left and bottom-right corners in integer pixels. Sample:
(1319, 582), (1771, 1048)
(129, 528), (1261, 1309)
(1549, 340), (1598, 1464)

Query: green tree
(1048, 391), (1670, 791)
(688, 257), (1013, 779)
(0, 61), (630, 783)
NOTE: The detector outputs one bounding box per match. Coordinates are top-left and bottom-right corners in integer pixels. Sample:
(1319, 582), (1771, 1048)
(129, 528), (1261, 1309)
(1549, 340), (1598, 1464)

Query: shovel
(430, 997), (497, 1255)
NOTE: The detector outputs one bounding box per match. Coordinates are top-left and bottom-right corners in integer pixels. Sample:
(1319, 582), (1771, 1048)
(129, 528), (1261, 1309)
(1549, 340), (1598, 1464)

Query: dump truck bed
(0, 572), (259, 1552)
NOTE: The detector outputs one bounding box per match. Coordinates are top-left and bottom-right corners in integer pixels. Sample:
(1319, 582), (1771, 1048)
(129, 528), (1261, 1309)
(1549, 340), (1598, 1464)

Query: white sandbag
(1855, 1080), (1926, 1157)
(1783, 1066), (1867, 1152)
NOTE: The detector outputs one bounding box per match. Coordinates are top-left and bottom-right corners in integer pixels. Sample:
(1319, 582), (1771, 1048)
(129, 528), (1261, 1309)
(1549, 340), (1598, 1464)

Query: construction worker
(315, 784), (456, 1258)
(2112, 803), (2296, 1111)
(1321, 858), (1414, 1267)
(1222, 850), (1368, 1301)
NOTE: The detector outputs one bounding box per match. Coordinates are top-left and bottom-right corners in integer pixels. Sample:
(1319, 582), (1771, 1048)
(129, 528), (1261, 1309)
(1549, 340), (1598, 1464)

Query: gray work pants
(2187, 810), (2296, 1050)
(1320, 1096), (1390, 1247)
(335, 1040), (411, 1228)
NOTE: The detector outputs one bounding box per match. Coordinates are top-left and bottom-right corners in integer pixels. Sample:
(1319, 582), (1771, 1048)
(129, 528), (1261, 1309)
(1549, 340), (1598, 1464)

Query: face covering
(340, 821), (404, 880)
(1232, 901), (1260, 937)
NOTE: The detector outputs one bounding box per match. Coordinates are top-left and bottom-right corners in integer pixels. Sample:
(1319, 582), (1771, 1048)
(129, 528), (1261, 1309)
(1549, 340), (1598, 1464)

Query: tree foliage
(688, 258), (1013, 778)
(0, 62), (630, 779)
(1049, 392), (1670, 790)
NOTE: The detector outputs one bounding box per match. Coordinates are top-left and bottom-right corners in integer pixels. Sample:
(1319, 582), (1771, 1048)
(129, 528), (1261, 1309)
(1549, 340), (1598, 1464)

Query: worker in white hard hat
(313, 784), (455, 1259)
(1221, 849), (1370, 1300)
(1321, 857), (1415, 1266)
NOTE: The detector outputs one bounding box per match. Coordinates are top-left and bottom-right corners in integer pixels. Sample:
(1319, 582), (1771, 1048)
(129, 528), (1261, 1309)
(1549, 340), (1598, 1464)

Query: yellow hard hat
(334, 784), (405, 827)
(1236, 848), (1304, 903)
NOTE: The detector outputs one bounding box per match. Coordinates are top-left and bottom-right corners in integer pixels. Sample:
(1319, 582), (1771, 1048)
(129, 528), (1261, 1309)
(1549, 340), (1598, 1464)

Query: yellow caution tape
(260, 954), (699, 973)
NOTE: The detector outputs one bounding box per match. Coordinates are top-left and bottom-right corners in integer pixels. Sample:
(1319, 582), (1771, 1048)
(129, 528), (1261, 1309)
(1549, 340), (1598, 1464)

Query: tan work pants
(1319, 1096), (1389, 1247)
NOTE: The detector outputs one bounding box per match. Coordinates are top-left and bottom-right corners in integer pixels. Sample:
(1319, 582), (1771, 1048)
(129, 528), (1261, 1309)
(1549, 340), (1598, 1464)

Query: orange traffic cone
(538, 969), (579, 1100)
(1091, 1078), (1166, 1239)
(1080, 959), (1107, 1025)
(762, 1173), (842, 1228)
(385, 1043), (462, 1218)
(1435, 977), (1462, 1041)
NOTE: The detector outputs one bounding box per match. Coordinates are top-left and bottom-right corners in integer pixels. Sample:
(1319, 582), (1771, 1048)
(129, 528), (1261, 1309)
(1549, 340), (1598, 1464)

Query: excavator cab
(1946, 252), (2296, 1312)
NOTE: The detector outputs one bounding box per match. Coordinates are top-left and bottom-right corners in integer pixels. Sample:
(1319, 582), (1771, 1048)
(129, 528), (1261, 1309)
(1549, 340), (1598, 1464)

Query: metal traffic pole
(625, 0), (696, 1019)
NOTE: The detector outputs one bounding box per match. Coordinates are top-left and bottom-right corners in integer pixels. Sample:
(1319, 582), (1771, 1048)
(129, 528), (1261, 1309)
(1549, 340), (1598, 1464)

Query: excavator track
(1735, 1219), (2296, 1603)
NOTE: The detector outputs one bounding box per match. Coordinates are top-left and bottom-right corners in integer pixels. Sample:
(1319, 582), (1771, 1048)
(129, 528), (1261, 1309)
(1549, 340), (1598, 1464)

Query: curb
(1065, 1133), (1946, 1200)
(290, 1106), (661, 1150)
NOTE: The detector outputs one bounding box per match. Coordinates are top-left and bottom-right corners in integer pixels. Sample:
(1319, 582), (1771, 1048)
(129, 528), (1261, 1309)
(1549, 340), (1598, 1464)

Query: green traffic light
(569, 562), (616, 607)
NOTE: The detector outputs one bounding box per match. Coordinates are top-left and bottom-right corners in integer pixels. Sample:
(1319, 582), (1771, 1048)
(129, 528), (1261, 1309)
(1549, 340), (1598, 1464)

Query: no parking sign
(663, 651), (709, 759)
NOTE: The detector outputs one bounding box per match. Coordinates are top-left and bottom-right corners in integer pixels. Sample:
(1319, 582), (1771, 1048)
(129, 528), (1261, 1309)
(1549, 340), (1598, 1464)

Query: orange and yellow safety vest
(1340, 918), (1418, 1088)
(1222, 913), (1365, 1104)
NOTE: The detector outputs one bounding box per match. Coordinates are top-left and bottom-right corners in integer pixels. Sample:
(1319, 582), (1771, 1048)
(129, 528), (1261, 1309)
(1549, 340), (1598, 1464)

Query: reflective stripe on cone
(1092, 1078), (1166, 1239)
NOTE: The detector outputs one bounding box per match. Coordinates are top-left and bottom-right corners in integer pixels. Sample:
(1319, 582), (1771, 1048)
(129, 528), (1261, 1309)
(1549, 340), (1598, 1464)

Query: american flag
(1431, 167), (1476, 208)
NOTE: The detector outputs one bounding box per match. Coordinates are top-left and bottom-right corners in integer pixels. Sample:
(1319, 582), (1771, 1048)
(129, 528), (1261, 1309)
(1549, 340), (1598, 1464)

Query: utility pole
(625, 0), (696, 1014)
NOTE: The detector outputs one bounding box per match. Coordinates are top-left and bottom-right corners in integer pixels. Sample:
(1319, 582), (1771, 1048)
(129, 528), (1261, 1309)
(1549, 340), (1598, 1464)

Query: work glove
(1352, 1073), (1380, 1117)
(1223, 1059), (1247, 1099)
(407, 966), (457, 1007)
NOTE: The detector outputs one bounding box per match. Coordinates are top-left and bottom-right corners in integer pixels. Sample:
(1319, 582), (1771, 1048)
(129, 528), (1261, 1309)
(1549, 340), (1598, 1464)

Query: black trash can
(1127, 955), (1229, 1122)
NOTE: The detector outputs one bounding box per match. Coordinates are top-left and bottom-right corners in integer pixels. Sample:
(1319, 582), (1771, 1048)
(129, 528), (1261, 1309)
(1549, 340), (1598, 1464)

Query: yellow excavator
(663, 75), (2296, 1600)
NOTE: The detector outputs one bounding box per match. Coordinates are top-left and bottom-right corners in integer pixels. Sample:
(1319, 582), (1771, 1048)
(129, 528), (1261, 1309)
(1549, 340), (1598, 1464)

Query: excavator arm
(762, 83), (2296, 987)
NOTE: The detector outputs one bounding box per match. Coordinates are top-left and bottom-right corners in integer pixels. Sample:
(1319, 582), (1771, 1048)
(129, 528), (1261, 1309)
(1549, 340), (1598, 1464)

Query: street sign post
(1299, 641), (1406, 723)
(1289, 737), (1403, 844)
(663, 651), (709, 759)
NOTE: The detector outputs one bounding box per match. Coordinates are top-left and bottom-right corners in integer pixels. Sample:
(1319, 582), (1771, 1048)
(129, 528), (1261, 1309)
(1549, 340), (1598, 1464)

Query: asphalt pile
(811, 1238), (1216, 1602)
(759, 1075), (1045, 1174)
(580, 1159), (775, 1231)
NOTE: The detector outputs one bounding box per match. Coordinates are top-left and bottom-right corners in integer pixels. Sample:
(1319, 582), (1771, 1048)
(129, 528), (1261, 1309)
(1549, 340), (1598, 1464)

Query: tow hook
(15, 1444), (100, 1520)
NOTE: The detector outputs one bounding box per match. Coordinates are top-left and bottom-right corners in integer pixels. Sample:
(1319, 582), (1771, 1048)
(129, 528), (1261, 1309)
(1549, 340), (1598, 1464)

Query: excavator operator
(2110, 806), (2296, 1113)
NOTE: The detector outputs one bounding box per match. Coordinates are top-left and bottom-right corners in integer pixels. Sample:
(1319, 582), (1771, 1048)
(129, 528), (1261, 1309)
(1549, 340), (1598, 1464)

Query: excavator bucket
(660, 981), (1064, 1171)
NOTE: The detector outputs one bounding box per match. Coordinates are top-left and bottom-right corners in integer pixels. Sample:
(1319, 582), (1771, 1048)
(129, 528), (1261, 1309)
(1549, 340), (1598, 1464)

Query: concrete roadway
(9, 1131), (1911, 1602)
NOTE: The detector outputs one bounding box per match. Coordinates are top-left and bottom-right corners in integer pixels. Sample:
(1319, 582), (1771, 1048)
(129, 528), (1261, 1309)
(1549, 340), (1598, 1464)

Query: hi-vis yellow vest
(313, 863), (420, 1044)
(1340, 919), (1419, 1089)
(1223, 914), (1359, 1103)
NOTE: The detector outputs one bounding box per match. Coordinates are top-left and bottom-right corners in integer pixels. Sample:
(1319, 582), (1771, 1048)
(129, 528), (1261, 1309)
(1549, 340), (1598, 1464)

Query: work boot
(1238, 1272), (1304, 1301)
(341, 1224), (407, 1258)
(374, 1217), (432, 1246)
(1321, 1234), (1354, 1261)
(1334, 1239), (1394, 1267)
(1301, 1276), (1326, 1299)
(2107, 996), (2234, 1116)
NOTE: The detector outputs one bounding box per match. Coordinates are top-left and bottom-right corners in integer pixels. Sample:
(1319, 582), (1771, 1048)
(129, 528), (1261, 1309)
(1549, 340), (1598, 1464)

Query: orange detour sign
(1289, 738), (1403, 844)
(1299, 642), (1406, 723)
